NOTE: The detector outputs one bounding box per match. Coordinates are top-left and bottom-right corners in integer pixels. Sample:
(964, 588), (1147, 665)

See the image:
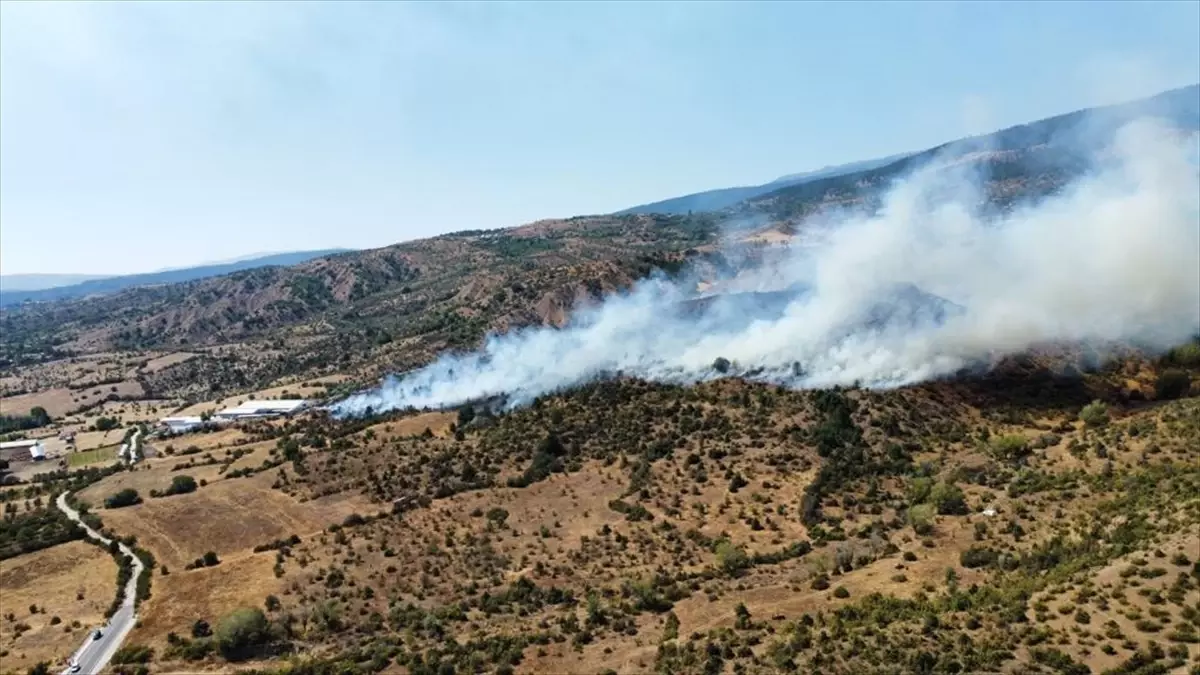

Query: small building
(159, 416), (206, 434)
(0, 439), (46, 462)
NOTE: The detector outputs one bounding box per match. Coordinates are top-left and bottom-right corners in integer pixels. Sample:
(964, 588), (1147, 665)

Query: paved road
(56, 491), (145, 675)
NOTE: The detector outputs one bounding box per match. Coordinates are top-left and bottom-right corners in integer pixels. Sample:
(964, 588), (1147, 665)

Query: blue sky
(1, 1), (1197, 275)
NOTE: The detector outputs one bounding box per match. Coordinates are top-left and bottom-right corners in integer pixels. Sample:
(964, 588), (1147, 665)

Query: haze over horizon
(2, 1), (1198, 276)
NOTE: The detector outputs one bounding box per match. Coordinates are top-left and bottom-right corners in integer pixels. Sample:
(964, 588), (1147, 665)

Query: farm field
(0, 541), (118, 674)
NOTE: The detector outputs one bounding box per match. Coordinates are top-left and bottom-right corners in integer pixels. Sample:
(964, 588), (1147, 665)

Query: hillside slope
(2, 86), (1196, 402)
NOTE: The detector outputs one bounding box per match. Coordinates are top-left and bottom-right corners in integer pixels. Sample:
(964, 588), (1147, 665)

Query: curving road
(56, 487), (144, 675)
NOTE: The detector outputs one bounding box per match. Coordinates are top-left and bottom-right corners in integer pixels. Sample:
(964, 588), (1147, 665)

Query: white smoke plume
(332, 118), (1200, 416)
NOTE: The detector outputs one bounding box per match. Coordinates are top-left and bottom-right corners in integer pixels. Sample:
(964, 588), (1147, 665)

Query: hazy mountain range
(0, 249), (351, 307)
(615, 153), (913, 216)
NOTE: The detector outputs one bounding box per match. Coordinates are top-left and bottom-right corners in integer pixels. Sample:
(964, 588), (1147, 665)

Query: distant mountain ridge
(0, 249), (352, 307)
(618, 84), (1198, 219)
(739, 84), (1200, 221)
(615, 153), (911, 216)
(0, 274), (114, 292)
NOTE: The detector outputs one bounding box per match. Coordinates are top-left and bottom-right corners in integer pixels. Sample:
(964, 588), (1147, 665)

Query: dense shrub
(1164, 341), (1200, 367)
(1155, 369), (1191, 400)
(907, 503), (936, 535)
(960, 546), (998, 569)
(0, 407), (51, 435)
(215, 607), (270, 660)
(159, 475), (197, 497)
(104, 489), (142, 509)
(989, 435), (1030, 462)
(929, 482), (968, 515)
(111, 644), (154, 664)
(714, 541), (748, 575)
(0, 508), (84, 560)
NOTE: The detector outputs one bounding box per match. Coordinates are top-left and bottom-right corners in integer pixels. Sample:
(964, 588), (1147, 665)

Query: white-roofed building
(213, 399), (310, 421)
(159, 416), (206, 434)
(0, 439), (46, 461)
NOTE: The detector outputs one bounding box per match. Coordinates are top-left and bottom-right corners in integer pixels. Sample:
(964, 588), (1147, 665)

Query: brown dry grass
(160, 428), (253, 453)
(131, 553), (285, 648)
(1029, 529), (1200, 671)
(0, 541), (118, 674)
(91, 399), (182, 423)
(367, 411), (456, 440)
(93, 471), (378, 571)
(141, 352), (199, 373)
(70, 429), (128, 452)
(75, 460), (230, 508)
(1, 388), (78, 418)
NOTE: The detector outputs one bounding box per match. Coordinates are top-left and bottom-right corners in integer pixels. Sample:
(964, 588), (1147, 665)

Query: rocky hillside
(1, 214), (716, 399)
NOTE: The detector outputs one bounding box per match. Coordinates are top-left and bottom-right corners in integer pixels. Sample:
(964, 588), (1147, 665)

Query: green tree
(662, 611), (679, 642)
(734, 603), (751, 629)
(929, 482), (968, 515)
(908, 503), (936, 535)
(715, 540), (748, 576)
(1079, 400), (1109, 428)
(215, 607), (269, 660)
(457, 406), (476, 428)
(989, 434), (1030, 463)
(105, 489), (142, 509)
(167, 475), (198, 496)
(485, 507), (509, 527)
(907, 476), (933, 504)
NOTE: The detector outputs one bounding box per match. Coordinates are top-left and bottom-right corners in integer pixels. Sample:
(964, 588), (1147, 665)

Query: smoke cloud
(332, 118), (1200, 416)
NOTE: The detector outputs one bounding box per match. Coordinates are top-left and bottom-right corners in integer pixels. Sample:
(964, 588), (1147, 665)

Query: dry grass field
(89, 399), (182, 424)
(1, 388), (80, 419)
(132, 553), (285, 647)
(0, 362), (1194, 675)
(87, 470), (379, 571)
(141, 352), (199, 373)
(1027, 530), (1200, 672)
(0, 541), (118, 674)
(2, 380), (146, 418)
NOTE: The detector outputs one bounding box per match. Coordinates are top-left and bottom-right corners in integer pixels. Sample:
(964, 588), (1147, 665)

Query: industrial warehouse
(158, 399), (311, 434)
